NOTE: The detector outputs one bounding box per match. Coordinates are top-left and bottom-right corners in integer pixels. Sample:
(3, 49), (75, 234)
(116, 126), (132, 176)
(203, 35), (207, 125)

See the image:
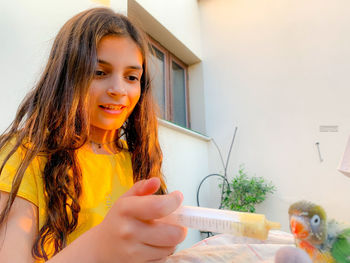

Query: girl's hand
(95, 178), (187, 263)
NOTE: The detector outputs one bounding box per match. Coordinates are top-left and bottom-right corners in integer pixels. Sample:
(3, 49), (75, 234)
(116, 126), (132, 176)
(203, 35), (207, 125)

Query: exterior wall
(133, 0), (202, 59)
(188, 63), (207, 135)
(199, 0), (350, 231)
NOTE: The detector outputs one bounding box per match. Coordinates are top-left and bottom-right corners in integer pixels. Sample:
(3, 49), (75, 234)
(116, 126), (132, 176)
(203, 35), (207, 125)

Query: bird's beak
(290, 216), (308, 239)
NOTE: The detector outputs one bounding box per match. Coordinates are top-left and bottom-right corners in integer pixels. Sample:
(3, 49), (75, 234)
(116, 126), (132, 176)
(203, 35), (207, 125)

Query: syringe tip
(267, 221), (281, 230)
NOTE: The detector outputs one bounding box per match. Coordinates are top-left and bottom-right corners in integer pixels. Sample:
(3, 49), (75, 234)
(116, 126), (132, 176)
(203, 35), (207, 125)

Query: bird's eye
(310, 214), (321, 226)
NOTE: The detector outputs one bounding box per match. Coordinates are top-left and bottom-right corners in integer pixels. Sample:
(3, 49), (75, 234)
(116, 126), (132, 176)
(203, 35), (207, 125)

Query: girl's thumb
(122, 177), (161, 197)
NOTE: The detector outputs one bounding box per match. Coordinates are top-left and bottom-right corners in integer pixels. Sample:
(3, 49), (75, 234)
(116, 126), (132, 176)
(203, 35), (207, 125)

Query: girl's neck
(89, 126), (118, 143)
(88, 126), (119, 155)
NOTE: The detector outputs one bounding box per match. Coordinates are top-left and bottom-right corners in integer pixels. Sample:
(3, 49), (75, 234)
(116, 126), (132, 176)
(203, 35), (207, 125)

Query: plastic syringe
(161, 206), (281, 240)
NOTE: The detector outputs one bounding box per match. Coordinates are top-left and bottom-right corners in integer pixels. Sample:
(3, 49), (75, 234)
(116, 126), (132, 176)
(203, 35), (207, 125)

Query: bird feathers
(331, 228), (350, 263)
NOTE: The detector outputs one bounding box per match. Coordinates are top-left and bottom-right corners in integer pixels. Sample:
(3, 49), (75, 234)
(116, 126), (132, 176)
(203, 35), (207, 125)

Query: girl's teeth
(102, 105), (123, 110)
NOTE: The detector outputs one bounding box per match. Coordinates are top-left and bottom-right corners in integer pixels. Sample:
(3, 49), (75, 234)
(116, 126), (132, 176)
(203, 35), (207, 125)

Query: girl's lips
(98, 105), (126, 115)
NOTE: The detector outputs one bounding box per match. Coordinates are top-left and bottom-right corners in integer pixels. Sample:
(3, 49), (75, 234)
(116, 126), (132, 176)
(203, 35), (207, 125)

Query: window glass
(171, 61), (187, 127)
(148, 39), (189, 128)
(149, 47), (166, 118)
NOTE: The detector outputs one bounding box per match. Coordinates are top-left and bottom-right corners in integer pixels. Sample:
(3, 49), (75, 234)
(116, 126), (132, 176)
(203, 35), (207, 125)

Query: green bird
(288, 201), (350, 263)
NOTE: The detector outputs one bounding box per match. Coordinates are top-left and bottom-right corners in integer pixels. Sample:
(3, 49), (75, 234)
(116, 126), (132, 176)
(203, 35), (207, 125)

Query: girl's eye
(127, 75), (139, 82)
(95, 70), (106, 77)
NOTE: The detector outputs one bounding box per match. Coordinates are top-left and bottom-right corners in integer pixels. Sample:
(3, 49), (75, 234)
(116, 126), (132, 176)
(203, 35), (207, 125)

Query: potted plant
(220, 165), (276, 213)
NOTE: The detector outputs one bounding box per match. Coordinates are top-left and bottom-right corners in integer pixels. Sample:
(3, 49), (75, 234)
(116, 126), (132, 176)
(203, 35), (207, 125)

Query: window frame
(148, 37), (190, 128)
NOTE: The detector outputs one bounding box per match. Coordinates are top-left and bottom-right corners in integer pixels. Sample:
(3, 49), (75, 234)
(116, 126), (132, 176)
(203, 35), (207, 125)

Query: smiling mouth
(99, 105), (125, 110)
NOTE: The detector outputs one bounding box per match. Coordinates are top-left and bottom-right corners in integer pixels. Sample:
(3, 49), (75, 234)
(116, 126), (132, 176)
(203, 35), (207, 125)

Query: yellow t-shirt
(0, 140), (134, 261)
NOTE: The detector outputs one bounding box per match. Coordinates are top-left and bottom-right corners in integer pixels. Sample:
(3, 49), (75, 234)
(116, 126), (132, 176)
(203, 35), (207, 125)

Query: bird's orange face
(290, 215), (310, 239)
(289, 211), (326, 245)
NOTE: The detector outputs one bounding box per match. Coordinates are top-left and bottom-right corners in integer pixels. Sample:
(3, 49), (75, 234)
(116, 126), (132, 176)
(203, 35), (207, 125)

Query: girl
(0, 7), (186, 263)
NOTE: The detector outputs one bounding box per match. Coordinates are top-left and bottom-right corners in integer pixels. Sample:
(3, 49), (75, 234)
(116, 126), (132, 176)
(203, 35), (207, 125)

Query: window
(148, 38), (190, 128)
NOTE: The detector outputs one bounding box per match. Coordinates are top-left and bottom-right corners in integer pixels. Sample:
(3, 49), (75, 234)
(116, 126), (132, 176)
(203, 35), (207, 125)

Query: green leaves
(220, 165), (276, 213)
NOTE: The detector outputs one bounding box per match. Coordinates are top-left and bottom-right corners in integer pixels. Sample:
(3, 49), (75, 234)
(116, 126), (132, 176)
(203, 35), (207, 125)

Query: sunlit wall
(199, 0), (350, 230)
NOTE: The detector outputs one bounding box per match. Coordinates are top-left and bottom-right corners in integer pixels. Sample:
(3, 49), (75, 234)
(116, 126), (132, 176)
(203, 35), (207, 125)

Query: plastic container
(162, 206), (281, 240)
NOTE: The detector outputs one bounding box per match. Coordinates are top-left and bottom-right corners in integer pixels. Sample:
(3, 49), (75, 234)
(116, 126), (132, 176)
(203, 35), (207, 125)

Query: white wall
(188, 63), (207, 134)
(199, 0), (350, 231)
(133, 0), (202, 59)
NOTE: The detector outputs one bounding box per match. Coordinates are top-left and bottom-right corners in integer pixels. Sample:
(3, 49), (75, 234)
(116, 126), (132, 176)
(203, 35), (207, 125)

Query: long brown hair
(0, 8), (165, 260)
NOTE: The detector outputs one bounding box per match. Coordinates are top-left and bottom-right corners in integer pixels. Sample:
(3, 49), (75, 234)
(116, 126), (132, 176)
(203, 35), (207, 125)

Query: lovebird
(288, 201), (350, 263)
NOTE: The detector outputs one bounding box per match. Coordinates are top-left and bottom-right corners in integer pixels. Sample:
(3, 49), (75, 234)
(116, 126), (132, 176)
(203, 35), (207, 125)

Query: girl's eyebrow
(97, 59), (142, 70)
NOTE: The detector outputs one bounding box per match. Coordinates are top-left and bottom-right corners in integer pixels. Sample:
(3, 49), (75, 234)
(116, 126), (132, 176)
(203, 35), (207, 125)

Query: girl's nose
(107, 77), (127, 97)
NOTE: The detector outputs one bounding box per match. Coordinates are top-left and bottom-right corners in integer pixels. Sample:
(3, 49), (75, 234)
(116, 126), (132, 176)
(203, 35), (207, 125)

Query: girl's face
(88, 35), (143, 132)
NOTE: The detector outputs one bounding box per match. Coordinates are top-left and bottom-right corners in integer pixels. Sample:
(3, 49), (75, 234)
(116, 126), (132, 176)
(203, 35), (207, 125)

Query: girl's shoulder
(0, 136), (26, 161)
(0, 136), (47, 173)
(0, 136), (44, 208)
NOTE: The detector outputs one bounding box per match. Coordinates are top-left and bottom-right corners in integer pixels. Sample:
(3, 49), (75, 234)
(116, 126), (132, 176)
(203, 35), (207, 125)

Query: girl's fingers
(148, 259), (168, 263)
(130, 243), (176, 262)
(122, 177), (161, 197)
(118, 190), (183, 220)
(104, 178), (185, 262)
(134, 220), (187, 247)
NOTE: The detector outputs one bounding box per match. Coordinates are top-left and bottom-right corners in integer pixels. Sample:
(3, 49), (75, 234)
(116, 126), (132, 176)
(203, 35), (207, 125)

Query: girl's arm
(0, 191), (38, 263)
(0, 191), (101, 263)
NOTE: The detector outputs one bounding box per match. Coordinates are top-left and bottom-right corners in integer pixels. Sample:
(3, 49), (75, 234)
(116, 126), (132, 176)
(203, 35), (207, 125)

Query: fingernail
(179, 191), (183, 201)
(175, 191), (183, 203)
